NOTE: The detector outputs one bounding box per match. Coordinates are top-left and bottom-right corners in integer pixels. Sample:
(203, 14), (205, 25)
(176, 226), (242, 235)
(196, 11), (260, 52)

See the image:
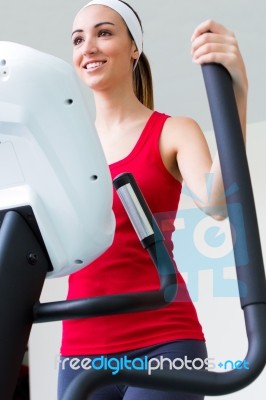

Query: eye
(72, 36), (84, 46)
(98, 30), (112, 37)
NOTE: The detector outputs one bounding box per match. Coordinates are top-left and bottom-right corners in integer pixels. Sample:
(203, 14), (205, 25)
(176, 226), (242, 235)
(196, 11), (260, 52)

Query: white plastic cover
(0, 41), (115, 277)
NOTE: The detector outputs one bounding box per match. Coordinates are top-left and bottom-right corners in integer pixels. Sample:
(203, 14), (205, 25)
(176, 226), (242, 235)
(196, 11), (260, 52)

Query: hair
(119, 0), (154, 110)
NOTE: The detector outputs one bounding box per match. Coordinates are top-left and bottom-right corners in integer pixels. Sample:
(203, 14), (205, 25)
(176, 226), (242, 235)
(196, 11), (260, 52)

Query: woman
(58, 1), (248, 399)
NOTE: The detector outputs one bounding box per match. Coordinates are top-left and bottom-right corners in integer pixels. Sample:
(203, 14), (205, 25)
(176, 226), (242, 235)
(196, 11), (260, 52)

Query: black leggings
(58, 340), (207, 400)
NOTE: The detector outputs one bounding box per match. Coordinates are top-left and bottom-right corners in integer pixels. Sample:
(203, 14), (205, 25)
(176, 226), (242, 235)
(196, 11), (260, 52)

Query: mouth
(83, 61), (107, 71)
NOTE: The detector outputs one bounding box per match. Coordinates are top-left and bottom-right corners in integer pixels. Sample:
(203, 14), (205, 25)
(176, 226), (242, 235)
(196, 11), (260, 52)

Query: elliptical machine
(0, 42), (265, 399)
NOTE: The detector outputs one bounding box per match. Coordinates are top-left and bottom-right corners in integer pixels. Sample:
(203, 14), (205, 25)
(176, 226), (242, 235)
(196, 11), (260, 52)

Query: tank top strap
(133, 111), (171, 176)
(110, 111), (170, 170)
(131, 111), (170, 160)
(139, 111), (170, 150)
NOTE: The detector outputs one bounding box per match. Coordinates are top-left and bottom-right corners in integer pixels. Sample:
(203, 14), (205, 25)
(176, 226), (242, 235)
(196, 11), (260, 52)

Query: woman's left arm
(191, 19), (248, 140)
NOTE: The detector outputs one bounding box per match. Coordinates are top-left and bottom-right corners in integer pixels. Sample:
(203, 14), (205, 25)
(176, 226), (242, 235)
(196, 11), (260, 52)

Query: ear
(131, 41), (139, 60)
(133, 52), (139, 61)
(132, 49), (139, 62)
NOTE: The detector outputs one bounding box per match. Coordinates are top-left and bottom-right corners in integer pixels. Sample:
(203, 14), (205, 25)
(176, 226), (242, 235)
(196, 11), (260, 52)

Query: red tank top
(61, 111), (204, 356)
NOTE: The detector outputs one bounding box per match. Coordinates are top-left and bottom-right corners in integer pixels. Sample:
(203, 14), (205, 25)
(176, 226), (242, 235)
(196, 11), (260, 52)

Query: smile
(85, 61), (106, 70)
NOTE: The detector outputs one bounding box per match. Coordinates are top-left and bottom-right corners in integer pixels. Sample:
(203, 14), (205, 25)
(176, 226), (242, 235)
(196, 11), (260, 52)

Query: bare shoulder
(159, 115), (210, 182)
(161, 115), (206, 152)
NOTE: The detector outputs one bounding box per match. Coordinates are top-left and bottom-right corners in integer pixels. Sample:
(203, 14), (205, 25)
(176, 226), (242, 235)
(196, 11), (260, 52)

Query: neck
(92, 84), (147, 133)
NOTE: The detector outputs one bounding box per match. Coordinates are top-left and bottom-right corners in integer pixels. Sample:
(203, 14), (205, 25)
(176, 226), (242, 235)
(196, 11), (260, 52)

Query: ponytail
(119, 1), (154, 110)
(133, 52), (154, 110)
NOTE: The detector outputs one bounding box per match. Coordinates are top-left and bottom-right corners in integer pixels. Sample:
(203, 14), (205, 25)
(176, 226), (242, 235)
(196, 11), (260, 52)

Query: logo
(158, 177), (249, 301)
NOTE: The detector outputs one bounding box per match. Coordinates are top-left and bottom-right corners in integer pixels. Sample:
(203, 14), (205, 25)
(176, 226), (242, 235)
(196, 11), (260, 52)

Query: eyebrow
(71, 22), (115, 37)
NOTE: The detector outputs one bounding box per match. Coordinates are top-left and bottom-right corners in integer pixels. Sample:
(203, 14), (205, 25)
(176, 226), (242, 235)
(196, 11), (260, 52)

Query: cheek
(72, 55), (78, 69)
(110, 46), (132, 68)
(72, 50), (81, 70)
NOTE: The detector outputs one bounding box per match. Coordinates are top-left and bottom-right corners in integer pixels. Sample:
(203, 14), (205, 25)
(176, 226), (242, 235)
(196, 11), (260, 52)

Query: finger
(193, 49), (238, 68)
(193, 42), (237, 59)
(191, 19), (233, 42)
(191, 32), (237, 55)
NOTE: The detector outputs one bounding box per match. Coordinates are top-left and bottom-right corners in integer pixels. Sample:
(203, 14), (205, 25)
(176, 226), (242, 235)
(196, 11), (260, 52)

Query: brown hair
(119, 1), (154, 110)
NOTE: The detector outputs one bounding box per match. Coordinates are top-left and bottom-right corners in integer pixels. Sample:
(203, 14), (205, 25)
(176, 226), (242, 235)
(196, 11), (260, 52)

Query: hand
(191, 19), (248, 96)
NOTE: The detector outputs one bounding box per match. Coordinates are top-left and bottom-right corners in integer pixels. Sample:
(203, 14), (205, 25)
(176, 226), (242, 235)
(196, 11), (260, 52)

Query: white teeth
(86, 62), (104, 69)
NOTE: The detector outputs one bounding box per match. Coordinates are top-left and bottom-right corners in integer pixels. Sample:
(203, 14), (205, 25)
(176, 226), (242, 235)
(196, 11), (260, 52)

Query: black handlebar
(34, 173), (178, 323)
(0, 173), (178, 399)
(62, 64), (266, 399)
(202, 63), (266, 308)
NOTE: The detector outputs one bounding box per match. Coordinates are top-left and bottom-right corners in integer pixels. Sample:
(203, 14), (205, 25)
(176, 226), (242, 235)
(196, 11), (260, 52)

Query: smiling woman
(57, 1), (249, 399)
(72, 0), (153, 109)
(71, 4), (141, 96)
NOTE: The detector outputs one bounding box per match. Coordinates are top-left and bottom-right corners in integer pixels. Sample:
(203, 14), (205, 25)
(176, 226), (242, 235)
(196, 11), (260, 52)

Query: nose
(82, 37), (98, 56)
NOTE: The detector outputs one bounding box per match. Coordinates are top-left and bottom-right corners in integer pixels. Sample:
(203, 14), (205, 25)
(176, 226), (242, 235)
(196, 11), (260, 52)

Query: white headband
(81, 0), (143, 63)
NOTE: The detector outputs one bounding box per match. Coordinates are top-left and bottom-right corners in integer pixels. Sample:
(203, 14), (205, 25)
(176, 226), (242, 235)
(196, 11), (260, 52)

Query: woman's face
(72, 5), (138, 91)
